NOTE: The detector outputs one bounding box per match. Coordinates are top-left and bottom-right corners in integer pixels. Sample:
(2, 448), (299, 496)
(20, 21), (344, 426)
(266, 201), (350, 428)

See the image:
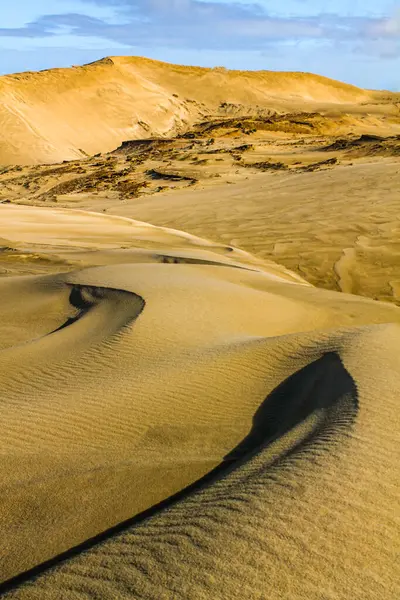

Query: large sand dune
(0, 56), (399, 599)
(1, 55), (400, 165)
(0, 205), (399, 598)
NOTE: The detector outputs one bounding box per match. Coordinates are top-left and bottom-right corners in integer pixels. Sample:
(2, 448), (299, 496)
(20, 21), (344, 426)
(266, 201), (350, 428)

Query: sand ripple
(0, 206), (399, 599)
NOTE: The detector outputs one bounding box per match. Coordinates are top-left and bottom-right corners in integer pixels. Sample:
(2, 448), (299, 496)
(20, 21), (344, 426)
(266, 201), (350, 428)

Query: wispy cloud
(367, 9), (400, 37)
(0, 0), (398, 53)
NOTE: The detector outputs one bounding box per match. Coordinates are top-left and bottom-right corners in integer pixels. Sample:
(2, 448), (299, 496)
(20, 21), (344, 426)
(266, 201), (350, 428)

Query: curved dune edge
(0, 204), (308, 284)
(0, 205), (399, 598)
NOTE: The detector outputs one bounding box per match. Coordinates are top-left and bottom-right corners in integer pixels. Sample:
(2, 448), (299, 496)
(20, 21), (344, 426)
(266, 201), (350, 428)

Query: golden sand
(0, 55), (399, 165)
(0, 205), (399, 599)
(0, 58), (399, 599)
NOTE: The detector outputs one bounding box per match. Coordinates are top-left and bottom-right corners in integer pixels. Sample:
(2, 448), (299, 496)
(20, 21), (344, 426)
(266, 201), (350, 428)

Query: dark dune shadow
(49, 284), (145, 335)
(226, 351), (358, 461)
(156, 254), (255, 271)
(0, 352), (357, 595)
(49, 286), (93, 334)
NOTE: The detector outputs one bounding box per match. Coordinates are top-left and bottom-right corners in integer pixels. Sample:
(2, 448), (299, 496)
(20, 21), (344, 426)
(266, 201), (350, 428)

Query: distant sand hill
(0, 55), (399, 164)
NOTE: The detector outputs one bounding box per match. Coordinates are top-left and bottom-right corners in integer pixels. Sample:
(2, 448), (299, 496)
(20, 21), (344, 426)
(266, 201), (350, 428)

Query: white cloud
(370, 9), (400, 36)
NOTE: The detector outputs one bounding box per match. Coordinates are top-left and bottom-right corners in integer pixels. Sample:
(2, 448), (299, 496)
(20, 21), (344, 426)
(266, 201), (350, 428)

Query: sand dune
(0, 205), (399, 598)
(0, 56), (399, 599)
(1, 112), (400, 303)
(124, 160), (400, 304)
(1, 55), (400, 164)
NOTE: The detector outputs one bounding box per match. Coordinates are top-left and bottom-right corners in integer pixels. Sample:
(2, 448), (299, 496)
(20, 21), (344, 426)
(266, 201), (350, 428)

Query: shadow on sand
(0, 351), (358, 595)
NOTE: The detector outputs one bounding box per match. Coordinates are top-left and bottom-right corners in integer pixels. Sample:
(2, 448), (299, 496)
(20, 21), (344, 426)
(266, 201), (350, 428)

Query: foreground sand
(0, 205), (399, 599)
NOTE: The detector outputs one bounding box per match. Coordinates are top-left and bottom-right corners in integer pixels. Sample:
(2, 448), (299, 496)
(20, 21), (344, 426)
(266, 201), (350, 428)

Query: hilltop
(1, 55), (399, 164)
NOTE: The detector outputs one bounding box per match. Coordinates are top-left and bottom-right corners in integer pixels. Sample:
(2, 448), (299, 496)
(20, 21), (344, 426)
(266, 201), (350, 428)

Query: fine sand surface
(0, 204), (399, 599)
(2, 112), (400, 303)
(1, 57), (400, 599)
(122, 160), (400, 303)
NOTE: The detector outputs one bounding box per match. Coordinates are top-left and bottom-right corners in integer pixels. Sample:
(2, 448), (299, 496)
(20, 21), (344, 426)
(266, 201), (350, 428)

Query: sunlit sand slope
(1, 55), (398, 164)
(0, 206), (399, 599)
(128, 160), (400, 303)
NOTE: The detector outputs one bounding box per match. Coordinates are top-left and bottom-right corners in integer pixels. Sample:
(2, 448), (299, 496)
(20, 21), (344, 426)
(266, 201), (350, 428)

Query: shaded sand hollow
(0, 204), (399, 599)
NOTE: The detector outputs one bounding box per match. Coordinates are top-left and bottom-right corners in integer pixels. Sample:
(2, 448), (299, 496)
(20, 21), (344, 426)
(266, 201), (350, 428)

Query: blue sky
(0, 0), (399, 89)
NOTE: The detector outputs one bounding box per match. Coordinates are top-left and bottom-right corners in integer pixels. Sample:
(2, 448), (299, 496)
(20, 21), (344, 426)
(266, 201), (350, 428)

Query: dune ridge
(1, 55), (400, 164)
(0, 204), (399, 598)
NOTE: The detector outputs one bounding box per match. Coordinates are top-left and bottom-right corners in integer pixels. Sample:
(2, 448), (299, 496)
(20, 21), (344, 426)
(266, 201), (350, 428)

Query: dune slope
(121, 160), (400, 303)
(0, 205), (399, 599)
(0, 55), (399, 164)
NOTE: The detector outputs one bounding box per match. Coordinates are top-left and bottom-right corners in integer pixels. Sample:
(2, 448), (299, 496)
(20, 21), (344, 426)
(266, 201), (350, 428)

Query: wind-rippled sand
(0, 205), (399, 599)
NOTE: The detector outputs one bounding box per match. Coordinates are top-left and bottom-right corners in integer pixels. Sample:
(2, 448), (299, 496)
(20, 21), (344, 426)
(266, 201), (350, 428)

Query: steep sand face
(0, 55), (399, 165)
(0, 205), (399, 599)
